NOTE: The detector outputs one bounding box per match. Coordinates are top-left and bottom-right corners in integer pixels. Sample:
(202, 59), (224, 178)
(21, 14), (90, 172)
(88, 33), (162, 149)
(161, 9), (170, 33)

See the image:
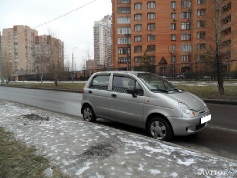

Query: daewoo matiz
(81, 71), (211, 141)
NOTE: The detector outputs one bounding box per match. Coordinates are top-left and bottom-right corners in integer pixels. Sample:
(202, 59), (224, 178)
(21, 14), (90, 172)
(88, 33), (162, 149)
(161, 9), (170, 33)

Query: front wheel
(82, 105), (96, 122)
(147, 117), (173, 141)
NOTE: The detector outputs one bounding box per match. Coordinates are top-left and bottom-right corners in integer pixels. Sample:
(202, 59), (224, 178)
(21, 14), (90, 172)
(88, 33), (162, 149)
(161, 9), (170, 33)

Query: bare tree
(47, 31), (64, 86)
(2, 50), (11, 84)
(140, 49), (154, 72)
(203, 0), (232, 94)
(35, 36), (50, 85)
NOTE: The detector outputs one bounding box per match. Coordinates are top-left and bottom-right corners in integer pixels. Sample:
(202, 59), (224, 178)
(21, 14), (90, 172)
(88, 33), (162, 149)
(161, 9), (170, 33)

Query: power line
(1, 0), (97, 38)
(33, 0), (97, 29)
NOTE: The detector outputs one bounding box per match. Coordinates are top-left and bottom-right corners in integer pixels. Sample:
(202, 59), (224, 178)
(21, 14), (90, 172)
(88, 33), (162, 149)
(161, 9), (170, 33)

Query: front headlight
(178, 102), (197, 117)
(179, 103), (191, 114)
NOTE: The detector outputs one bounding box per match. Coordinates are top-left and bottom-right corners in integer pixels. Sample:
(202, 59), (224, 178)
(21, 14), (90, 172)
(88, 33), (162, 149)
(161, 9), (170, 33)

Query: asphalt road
(0, 86), (237, 161)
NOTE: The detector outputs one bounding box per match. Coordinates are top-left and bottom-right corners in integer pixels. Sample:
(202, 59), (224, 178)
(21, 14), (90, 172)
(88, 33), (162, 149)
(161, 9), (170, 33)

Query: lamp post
(72, 47), (77, 71)
(71, 47), (77, 82)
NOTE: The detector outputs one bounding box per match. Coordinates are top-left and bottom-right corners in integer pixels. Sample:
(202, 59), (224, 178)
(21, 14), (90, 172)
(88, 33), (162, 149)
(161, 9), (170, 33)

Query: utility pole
(0, 31), (3, 85)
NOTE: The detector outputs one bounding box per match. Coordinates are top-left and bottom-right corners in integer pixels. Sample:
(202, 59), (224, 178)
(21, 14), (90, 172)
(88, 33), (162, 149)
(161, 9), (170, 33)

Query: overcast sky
(0, 0), (112, 69)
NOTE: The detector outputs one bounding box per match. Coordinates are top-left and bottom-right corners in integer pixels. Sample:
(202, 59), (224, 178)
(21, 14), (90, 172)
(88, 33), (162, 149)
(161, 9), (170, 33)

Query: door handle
(111, 94), (117, 97)
(89, 90), (92, 94)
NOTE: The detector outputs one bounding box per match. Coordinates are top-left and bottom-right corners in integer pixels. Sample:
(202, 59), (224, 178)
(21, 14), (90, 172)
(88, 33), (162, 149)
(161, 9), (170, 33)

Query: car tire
(82, 105), (96, 122)
(148, 117), (173, 141)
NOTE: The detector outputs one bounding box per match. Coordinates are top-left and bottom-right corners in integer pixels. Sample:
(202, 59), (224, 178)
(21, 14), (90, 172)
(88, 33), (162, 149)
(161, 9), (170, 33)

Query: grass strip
(0, 127), (69, 178)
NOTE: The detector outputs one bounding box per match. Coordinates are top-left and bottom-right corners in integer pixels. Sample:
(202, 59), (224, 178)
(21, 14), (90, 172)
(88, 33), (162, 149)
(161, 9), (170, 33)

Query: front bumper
(168, 114), (211, 136)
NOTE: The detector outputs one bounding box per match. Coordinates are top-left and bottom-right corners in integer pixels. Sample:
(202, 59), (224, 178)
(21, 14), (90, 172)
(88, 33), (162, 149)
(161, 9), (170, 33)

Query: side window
(112, 76), (144, 95)
(112, 76), (128, 93)
(90, 75), (110, 90)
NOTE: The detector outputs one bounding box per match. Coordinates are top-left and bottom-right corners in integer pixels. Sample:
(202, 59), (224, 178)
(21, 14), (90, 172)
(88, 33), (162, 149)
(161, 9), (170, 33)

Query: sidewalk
(0, 100), (236, 177)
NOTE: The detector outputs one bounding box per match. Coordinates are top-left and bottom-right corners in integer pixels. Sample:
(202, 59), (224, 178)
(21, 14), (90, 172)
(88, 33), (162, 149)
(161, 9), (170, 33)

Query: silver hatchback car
(81, 71), (211, 141)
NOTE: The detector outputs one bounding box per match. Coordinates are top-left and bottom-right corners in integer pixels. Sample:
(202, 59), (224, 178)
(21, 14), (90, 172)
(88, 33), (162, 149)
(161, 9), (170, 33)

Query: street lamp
(71, 47), (77, 82)
(72, 47), (77, 72)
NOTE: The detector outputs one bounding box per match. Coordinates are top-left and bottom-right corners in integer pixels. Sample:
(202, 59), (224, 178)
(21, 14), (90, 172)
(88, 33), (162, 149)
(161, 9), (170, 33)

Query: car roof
(94, 71), (147, 75)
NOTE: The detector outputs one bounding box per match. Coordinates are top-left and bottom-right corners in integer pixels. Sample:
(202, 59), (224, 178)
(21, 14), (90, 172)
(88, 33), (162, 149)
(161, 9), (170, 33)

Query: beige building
(1, 25), (38, 75)
(35, 35), (64, 74)
(1, 25), (64, 78)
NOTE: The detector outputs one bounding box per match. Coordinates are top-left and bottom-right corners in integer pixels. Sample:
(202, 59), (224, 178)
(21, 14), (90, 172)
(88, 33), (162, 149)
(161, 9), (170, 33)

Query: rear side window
(90, 75), (110, 90)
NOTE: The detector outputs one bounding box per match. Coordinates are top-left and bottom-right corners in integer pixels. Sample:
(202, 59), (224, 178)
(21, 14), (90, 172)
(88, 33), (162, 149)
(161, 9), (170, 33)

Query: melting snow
(0, 100), (236, 178)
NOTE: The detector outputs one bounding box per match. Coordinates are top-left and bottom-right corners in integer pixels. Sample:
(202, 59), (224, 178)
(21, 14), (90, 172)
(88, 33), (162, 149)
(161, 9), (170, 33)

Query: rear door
(108, 74), (145, 128)
(86, 73), (111, 118)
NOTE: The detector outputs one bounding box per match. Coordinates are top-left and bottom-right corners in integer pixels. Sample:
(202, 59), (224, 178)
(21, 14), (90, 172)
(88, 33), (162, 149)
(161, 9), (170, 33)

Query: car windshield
(136, 73), (176, 93)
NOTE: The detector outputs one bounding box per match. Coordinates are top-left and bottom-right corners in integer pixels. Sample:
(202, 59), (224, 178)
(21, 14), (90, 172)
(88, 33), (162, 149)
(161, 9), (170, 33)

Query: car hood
(168, 91), (206, 111)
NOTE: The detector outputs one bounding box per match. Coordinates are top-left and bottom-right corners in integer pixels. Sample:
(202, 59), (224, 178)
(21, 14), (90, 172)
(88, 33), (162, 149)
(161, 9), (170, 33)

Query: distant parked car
(176, 74), (185, 79)
(81, 71), (211, 141)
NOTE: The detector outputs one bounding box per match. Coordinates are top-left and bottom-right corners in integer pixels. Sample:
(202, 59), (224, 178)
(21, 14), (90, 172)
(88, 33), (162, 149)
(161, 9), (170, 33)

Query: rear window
(90, 75), (110, 90)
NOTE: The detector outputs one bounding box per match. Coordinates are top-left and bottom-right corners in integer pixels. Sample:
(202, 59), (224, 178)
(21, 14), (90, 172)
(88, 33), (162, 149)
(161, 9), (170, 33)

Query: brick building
(112, 0), (237, 77)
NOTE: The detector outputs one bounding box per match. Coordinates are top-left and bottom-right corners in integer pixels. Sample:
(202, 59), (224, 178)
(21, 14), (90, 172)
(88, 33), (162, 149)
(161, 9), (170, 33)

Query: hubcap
(84, 107), (92, 121)
(150, 121), (166, 139)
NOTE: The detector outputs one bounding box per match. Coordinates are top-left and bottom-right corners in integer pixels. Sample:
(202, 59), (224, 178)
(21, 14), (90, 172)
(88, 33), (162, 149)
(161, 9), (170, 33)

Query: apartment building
(1, 25), (64, 77)
(93, 15), (112, 69)
(35, 35), (64, 73)
(1, 25), (38, 74)
(112, 0), (237, 76)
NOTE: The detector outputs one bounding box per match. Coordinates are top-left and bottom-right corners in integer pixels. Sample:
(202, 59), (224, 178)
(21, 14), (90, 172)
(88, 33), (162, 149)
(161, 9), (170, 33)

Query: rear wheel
(148, 117), (173, 141)
(82, 105), (96, 122)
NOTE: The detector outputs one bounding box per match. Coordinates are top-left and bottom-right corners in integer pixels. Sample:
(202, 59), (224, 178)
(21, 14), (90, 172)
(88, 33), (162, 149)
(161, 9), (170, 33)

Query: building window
(181, 34), (191, 41)
(117, 27), (131, 34)
(197, 9), (206, 16)
(181, 44), (192, 52)
(118, 47), (130, 54)
(118, 37), (130, 44)
(181, 0), (191, 8)
(134, 46), (142, 53)
(170, 45), (176, 52)
(147, 13), (156, 20)
(171, 12), (177, 20)
(118, 57), (130, 64)
(147, 34), (155, 41)
(181, 22), (191, 30)
(134, 24), (142, 31)
(171, 56), (176, 63)
(147, 23), (156, 31)
(134, 56), (142, 63)
(117, 17), (131, 24)
(171, 23), (176, 30)
(197, 0), (206, 5)
(147, 45), (155, 52)
(134, 3), (142, 10)
(181, 55), (191, 62)
(171, 34), (176, 41)
(181, 11), (191, 19)
(134, 14), (142, 20)
(197, 20), (206, 28)
(147, 2), (156, 9)
(147, 56), (155, 63)
(134, 35), (142, 42)
(197, 43), (206, 50)
(117, 7), (131, 14)
(171, 1), (177, 9)
(197, 32), (206, 39)
(117, 0), (131, 4)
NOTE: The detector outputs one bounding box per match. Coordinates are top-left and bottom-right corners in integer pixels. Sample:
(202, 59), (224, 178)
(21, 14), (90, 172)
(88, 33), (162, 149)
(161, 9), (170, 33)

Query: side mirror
(127, 86), (137, 97)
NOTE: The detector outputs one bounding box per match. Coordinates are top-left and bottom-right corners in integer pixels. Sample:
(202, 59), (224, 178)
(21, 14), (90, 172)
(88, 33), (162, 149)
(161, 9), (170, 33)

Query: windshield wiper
(169, 88), (184, 92)
(151, 88), (169, 93)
